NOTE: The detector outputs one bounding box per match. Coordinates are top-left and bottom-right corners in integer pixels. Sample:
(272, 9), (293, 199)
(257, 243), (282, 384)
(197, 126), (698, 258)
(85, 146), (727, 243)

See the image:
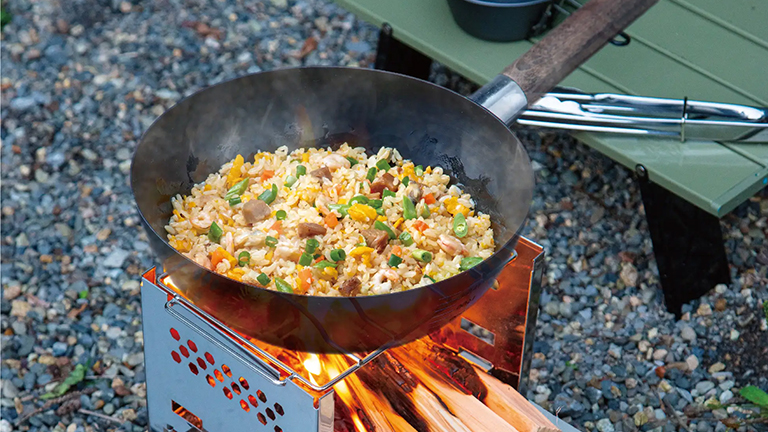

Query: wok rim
(131, 65), (533, 299)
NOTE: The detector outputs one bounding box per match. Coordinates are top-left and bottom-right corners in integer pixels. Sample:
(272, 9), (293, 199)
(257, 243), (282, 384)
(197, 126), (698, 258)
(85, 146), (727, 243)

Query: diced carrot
(270, 220), (282, 236)
(211, 247), (229, 269)
(391, 245), (402, 257)
(413, 220), (429, 232)
(314, 256), (324, 264)
(324, 212), (339, 228)
(297, 268), (313, 294)
(423, 193), (436, 205)
(260, 169), (275, 181)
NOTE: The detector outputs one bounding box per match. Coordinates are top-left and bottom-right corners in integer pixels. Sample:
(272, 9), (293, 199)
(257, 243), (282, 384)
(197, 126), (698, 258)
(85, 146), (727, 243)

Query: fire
(303, 353), (322, 386)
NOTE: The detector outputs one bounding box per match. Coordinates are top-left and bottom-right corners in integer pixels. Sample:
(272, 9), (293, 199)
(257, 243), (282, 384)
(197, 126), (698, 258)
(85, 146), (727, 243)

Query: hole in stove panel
(196, 357), (207, 370)
(170, 328), (180, 341)
(458, 348), (493, 372)
(274, 427), (283, 432)
(188, 363), (199, 375)
(172, 400), (202, 430)
(223, 386), (233, 400)
(179, 345), (190, 358)
(248, 395), (259, 408)
(171, 351), (181, 364)
(206, 375), (216, 387)
(257, 390), (267, 403)
(205, 352), (215, 365)
(265, 408), (275, 420)
(221, 364), (232, 378)
(274, 403), (284, 416)
(231, 383), (241, 395)
(460, 318), (496, 345)
(240, 399), (250, 412)
(239, 377), (249, 390)
(187, 340), (198, 353)
(214, 369), (224, 382)
(257, 412), (267, 425)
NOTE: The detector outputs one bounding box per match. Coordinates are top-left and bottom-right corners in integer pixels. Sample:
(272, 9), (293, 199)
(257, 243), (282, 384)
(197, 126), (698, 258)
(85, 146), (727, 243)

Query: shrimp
(190, 213), (213, 230)
(221, 232), (234, 256)
(193, 252), (211, 270)
(322, 154), (351, 171)
(438, 234), (467, 256)
(372, 269), (401, 284)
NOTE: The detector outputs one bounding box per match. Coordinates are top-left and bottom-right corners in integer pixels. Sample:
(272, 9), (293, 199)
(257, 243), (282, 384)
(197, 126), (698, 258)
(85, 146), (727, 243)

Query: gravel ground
(1, 1), (766, 431)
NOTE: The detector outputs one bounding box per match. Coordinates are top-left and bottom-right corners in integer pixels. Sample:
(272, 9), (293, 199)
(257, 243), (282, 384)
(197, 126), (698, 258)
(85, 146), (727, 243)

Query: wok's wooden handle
(503, 0), (658, 103)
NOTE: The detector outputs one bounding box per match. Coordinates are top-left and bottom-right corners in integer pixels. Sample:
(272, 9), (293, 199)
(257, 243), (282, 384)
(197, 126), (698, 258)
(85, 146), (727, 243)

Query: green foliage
(41, 364), (87, 399)
(1, 4), (11, 30)
(740, 386), (768, 408)
(763, 300), (768, 322)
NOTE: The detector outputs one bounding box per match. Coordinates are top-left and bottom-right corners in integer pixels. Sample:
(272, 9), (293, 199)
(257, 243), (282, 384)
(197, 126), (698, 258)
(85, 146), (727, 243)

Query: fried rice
(165, 144), (495, 296)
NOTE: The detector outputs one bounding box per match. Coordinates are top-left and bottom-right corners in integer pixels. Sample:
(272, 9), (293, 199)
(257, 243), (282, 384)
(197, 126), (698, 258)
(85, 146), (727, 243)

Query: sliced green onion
(305, 238), (319, 254)
(296, 165), (307, 177)
(374, 220), (396, 240)
(208, 221), (223, 243)
(453, 213), (468, 238)
(423, 275), (436, 283)
(402, 196), (417, 220)
(402, 176), (410, 187)
(275, 210), (287, 220)
(376, 207), (385, 215)
(328, 203), (350, 217)
(366, 167), (378, 182)
(314, 260), (338, 269)
(313, 253), (322, 259)
(260, 183), (279, 204)
(415, 165), (424, 176)
(345, 156), (358, 166)
(382, 189), (396, 199)
(399, 232), (414, 246)
(330, 248), (346, 262)
(368, 199), (383, 209)
(257, 273), (271, 286)
(228, 197), (242, 206)
(412, 249), (432, 263)
(298, 253), (312, 266)
(349, 195), (369, 205)
(237, 251), (250, 267)
(274, 277), (294, 293)
(460, 257), (484, 271)
(376, 160), (391, 171)
(285, 175), (298, 187)
(265, 236), (278, 248)
(388, 254), (403, 267)
(418, 202), (430, 218)
(225, 178), (249, 200)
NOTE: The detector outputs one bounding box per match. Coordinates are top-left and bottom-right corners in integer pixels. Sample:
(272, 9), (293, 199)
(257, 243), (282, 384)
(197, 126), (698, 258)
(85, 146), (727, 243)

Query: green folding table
(333, 0), (768, 313)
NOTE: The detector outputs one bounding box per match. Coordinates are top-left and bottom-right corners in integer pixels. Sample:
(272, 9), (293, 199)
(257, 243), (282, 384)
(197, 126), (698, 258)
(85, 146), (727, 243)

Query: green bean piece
(305, 238), (319, 254)
(256, 273), (270, 286)
(345, 156), (358, 166)
(275, 210), (287, 220)
(374, 220), (396, 240)
(402, 176), (410, 187)
(328, 203), (350, 217)
(415, 165), (424, 176)
(399, 232), (414, 246)
(423, 275), (436, 283)
(453, 213), (468, 238)
(274, 277), (294, 293)
(265, 236), (278, 248)
(368, 199), (383, 209)
(208, 221), (223, 243)
(258, 183), (278, 204)
(376, 160), (391, 171)
(224, 178), (249, 200)
(402, 196), (417, 220)
(418, 202), (430, 218)
(366, 167), (378, 182)
(228, 197), (242, 206)
(314, 260), (338, 269)
(330, 249), (346, 262)
(298, 253), (312, 266)
(284, 175), (298, 187)
(382, 189), (396, 199)
(349, 195), (369, 205)
(460, 257), (484, 271)
(237, 251), (250, 267)
(411, 249), (432, 263)
(388, 254), (403, 267)
(296, 165), (307, 177)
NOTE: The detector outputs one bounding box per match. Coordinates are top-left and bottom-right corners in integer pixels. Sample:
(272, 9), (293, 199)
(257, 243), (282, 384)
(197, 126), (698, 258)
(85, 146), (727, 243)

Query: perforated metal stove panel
(141, 273), (334, 432)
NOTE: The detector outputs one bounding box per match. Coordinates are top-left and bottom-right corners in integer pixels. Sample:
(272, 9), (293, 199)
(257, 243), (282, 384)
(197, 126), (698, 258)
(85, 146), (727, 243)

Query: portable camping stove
(140, 237), (544, 432)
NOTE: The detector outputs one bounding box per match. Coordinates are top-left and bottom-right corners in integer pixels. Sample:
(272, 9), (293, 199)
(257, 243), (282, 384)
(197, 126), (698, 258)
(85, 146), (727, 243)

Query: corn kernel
(227, 155), (244, 187)
(227, 268), (245, 281)
(203, 184), (212, 191)
(393, 217), (404, 229)
(323, 267), (338, 279)
(338, 198), (348, 204)
(265, 251), (273, 261)
(377, 215), (387, 222)
(297, 265), (304, 271)
(425, 166), (432, 174)
(302, 153), (310, 163)
(173, 209), (185, 221)
(350, 246), (374, 257)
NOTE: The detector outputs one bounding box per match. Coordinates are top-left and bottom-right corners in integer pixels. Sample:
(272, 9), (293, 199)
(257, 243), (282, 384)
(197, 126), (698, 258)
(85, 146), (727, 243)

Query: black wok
(132, 0), (657, 353)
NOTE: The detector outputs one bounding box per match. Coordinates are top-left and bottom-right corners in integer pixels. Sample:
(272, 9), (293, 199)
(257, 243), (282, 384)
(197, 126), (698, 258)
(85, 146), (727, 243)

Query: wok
(132, 0), (657, 353)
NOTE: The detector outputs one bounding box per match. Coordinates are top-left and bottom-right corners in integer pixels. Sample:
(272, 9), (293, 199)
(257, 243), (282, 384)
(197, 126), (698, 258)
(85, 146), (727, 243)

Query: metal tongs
(517, 91), (768, 143)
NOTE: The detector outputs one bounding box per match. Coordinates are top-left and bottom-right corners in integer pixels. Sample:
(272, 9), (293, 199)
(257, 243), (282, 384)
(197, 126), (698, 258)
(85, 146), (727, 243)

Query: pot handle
(474, 0), (658, 124)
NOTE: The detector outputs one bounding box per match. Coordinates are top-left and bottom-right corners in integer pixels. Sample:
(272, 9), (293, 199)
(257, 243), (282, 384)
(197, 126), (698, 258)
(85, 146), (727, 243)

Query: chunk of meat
(310, 166), (332, 180)
(298, 222), (327, 238)
(406, 181), (423, 202)
(242, 199), (271, 224)
(362, 228), (389, 253)
(339, 277), (361, 297)
(370, 173), (398, 195)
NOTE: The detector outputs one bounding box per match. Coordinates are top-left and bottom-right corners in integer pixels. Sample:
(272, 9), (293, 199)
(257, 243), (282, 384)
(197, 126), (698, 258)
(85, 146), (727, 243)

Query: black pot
(447, 0), (552, 42)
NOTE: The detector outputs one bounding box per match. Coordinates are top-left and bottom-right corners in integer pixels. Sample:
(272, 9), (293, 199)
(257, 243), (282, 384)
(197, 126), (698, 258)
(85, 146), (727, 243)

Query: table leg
(635, 165), (731, 317)
(374, 23), (432, 80)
